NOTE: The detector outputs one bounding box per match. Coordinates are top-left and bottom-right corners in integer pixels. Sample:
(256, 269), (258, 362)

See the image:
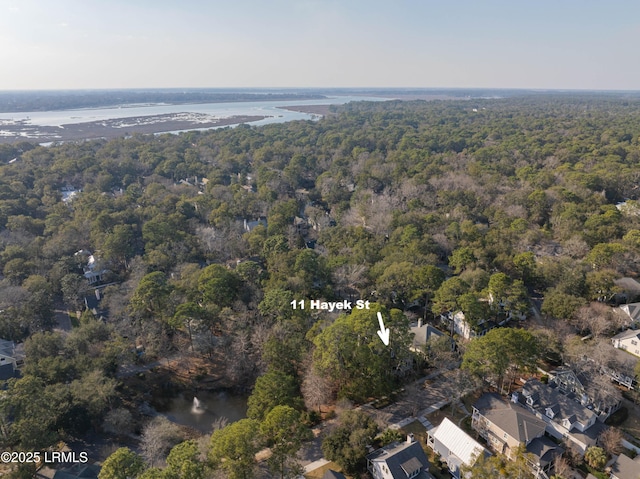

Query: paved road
(297, 417), (337, 467)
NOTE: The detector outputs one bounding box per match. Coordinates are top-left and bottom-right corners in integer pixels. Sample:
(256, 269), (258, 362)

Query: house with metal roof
(366, 434), (434, 479)
(427, 417), (488, 478)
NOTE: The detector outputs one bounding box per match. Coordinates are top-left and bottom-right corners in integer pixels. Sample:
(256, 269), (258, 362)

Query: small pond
(158, 390), (248, 433)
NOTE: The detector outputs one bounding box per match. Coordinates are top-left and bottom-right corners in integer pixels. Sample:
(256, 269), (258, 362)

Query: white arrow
(376, 312), (390, 346)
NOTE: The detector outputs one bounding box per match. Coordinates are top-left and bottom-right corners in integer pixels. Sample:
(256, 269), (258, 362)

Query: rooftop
(473, 392), (546, 444)
(520, 379), (596, 426)
(612, 328), (640, 341)
(367, 438), (432, 479)
(610, 453), (640, 479)
(430, 417), (487, 467)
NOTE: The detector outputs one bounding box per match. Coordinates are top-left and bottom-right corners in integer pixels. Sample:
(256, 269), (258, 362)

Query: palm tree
(584, 446), (607, 471)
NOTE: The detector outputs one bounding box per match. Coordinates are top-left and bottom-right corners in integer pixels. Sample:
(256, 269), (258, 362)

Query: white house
(612, 329), (640, 358)
(427, 418), (488, 478)
(440, 311), (493, 340)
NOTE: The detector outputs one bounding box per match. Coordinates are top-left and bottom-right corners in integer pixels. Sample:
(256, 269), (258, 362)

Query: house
(0, 338), (22, 382)
(243, 217), (267, 232)
(410, 321), (449, 352)
(609, 453), (640, 479)
(605, 347), (638, 390)
(75, 250), (108, 285)
(614, 277), (640, 304)
(471, 393), (563, 478)
(51, 463), (101, 479)
(427, 417), (488, 478)
(612, 329), (640, 358)
(472, 393), (546, 460)
(321, 470), (347, 479)
(440, 311), (495, 340)
(514, 379), (602, 453)
(366, 434), (434, 479)
(60, 185), (80, 203)
(548, 367), (621, 419)
(618, 302), (640, 325)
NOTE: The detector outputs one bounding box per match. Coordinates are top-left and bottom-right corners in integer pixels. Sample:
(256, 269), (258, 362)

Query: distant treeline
(0, 90), (327, 113)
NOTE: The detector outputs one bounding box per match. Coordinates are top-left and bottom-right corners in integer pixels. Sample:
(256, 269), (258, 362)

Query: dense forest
(2, 94), (640, 478)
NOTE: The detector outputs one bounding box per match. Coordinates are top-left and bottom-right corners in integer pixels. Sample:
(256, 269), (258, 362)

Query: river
(2, 95), (386, 128)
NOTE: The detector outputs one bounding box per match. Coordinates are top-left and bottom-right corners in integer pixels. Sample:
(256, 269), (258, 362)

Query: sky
(1, 0), (639, 91)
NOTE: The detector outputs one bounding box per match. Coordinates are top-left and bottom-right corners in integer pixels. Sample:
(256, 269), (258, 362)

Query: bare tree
(574, 303), (615, 338)
(301, 361), (332, 413)
(553, 455), (571, 479)
(103, 408), (134, 437)
(599, 427), (624, 456)
(140, 416), (185, 467)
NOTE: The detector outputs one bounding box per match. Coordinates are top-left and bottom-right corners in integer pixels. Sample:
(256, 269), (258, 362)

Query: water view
(159, 391), (248, 433)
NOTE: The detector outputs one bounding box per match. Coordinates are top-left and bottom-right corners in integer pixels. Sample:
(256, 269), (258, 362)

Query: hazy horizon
(2, 0), (639, 91)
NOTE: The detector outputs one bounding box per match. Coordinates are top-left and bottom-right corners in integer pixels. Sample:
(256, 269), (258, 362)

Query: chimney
(418, 319), (423, 328)
(406, 433), (415, 444)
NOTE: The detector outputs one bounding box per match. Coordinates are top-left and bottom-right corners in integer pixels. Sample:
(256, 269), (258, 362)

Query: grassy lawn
(305, 461), (348, 479)
(427, 402), (469, 430)
(400, 420), (428, 445)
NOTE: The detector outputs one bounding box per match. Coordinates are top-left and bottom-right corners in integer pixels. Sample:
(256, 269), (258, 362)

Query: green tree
(129, 271), (172, 321)
(462, 445), (536, 479)
(584, 446), (607, 471)
(321, 410), (378, 474)
(209, 419), (261, 479)
(541, 288), (586, 320)
(165, 440), (205, 479)
(312, 304), (412, 401)
(246, 370), (303, 421)
(432, 277), (469, 314)
(462, 328), (539, 393)
(98, 447), (145, 479)
(197, 264), (240, 307)
(260, 405), (312, 479)
(449, 247), (476, 273)
(512, 252), (537, 286)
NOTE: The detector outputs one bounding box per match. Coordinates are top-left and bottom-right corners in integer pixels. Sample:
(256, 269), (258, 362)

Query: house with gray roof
(427, 417), (488, 478)
(52, 464), (101, 479)
(514, 379), (601, 453)
(472, 393), (563, 478)
(321, 470), (347, 479)
(609, 452), (640, 479)
(410, 321), (449, 352)
(548, 367), (621, 419)
(0, 338), (22, 383)
(619, 302), (640, 325)
(366, 434), (434, 479)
